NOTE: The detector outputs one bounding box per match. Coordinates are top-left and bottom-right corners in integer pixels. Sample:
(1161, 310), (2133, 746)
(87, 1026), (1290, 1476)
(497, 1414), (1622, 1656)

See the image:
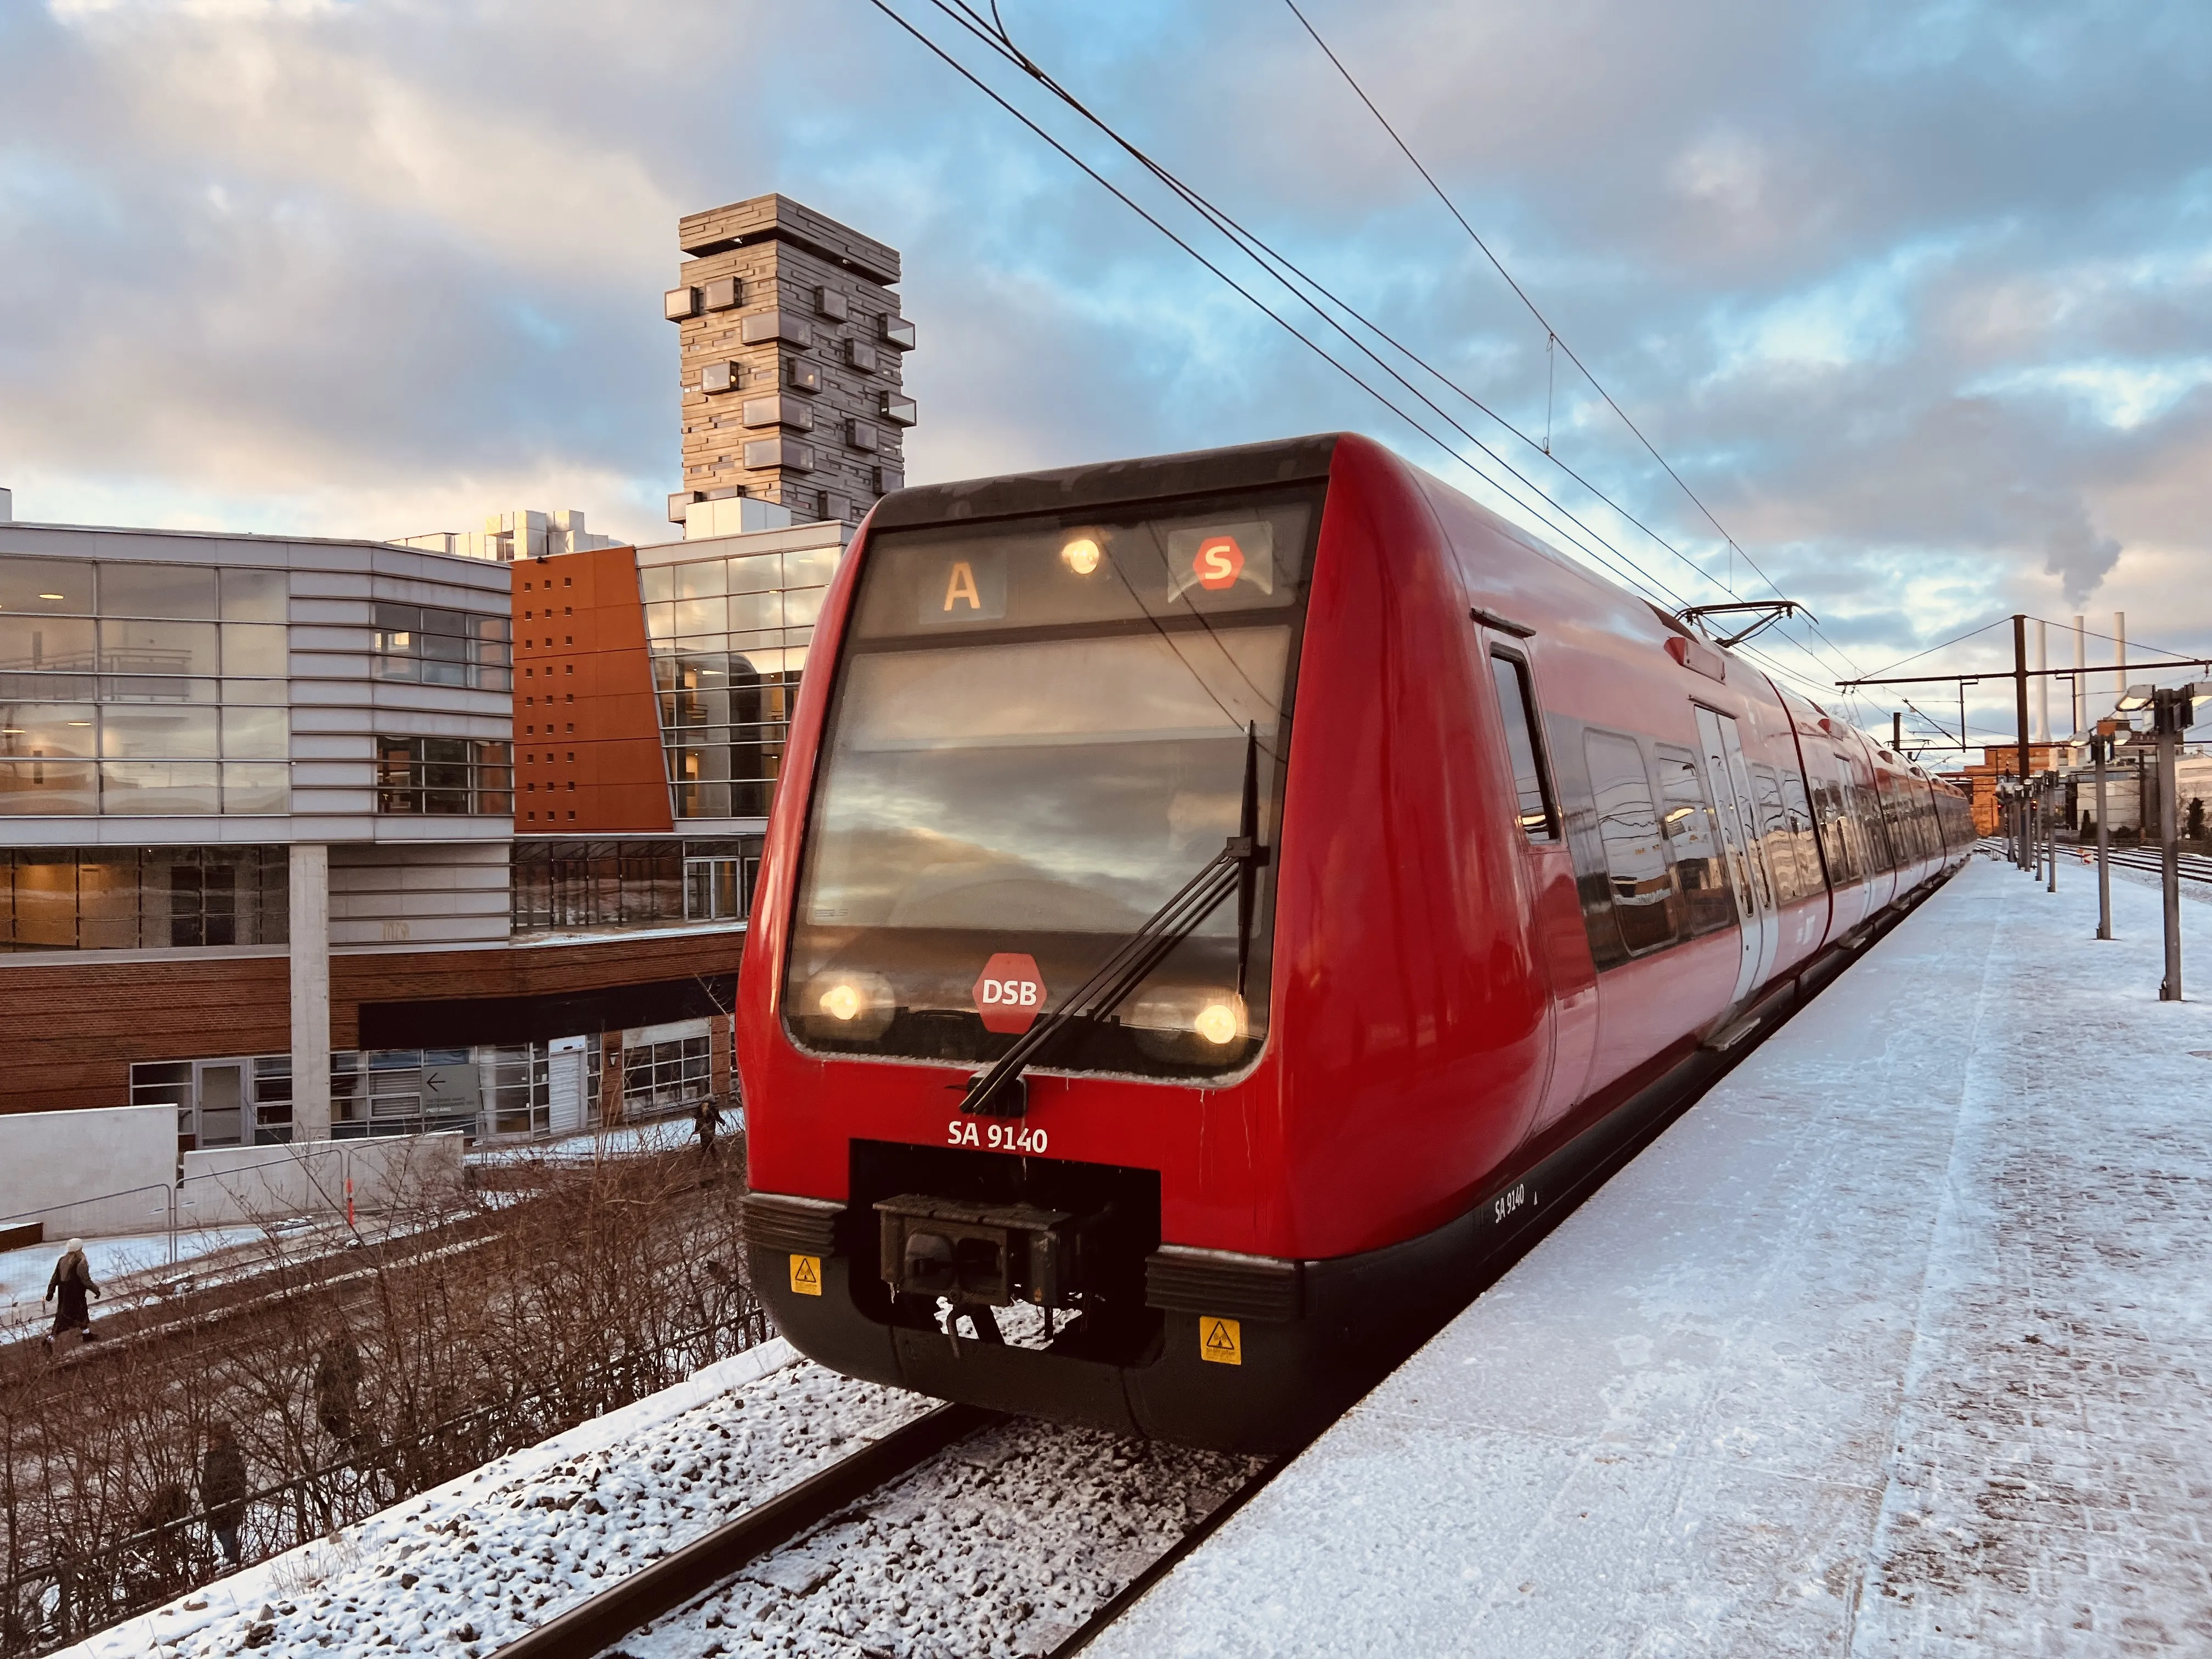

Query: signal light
(1061, 536), (1103, 577)
(820, 982), (864, 1020)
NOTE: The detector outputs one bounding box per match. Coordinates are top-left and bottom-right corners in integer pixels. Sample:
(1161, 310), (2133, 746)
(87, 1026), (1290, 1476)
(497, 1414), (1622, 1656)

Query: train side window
(1582, 731), (1675, 955)
(1749, 762), (1802, 904)
(1780, 772), (1821, 895)
(1814, 776), (1858, 884)
(1488, 651), (1558, 841)
(1651, 744), (1737, 937)
(1855, 781), (1897, 872)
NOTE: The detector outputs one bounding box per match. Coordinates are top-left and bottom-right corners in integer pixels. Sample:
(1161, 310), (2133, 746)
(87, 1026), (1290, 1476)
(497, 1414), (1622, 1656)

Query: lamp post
(2044, 771), (2059, 893)
(2117, 680), (2210, 1000)
(2090, 730), (2114, 941)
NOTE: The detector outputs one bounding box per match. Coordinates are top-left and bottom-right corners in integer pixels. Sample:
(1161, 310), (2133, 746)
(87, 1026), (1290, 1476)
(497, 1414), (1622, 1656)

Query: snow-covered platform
(1098, 855), (2212, 1657)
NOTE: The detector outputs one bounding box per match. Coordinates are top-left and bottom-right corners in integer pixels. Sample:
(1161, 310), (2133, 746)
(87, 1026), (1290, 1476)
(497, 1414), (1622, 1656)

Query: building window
(371, 602), (511, 691)
(621, 1031), (710, 1120)
(0, 557), (291, 816)
(510, 837), (758, 933)
(639, 546), (841, 820)
(684, 855), (756, 920)
(375, 736), (513, 815)
(2, 845), (289, 952)
(139, 1042), (603, 1147)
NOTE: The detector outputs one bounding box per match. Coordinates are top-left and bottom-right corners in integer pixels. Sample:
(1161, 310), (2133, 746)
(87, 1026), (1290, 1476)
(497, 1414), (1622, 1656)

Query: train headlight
(797, 970), (895, 1040)
(1060, 535), (1103, 576)
(1192, 998), (1244, 1046)
(1128, 988), (1249, 1060)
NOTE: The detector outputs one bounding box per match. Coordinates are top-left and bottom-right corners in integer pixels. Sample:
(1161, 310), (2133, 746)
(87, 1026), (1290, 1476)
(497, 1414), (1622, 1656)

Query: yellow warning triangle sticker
(789, 1254), (822, 1296)
(1201, 1317), (1242, 1365)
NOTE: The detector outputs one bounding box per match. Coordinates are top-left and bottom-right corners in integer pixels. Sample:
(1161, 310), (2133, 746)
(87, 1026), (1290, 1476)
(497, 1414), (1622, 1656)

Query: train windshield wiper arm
(961, 726), (1270, 1120)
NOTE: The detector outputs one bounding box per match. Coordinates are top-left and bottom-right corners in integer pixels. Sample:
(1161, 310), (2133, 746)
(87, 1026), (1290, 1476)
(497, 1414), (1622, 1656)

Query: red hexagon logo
(1192, 535), (1245, 591)
(972, 952), (1046, 1034)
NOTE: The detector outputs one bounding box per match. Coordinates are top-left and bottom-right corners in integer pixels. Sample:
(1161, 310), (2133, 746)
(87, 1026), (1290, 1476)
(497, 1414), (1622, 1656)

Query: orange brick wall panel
(511, 548), (672, 834)
(582, 742), (672, 790)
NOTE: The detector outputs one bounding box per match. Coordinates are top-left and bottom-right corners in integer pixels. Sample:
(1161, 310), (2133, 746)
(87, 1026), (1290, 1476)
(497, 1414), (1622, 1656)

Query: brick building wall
(0, 928), (744, 1115)
(666, 194), (913, 526)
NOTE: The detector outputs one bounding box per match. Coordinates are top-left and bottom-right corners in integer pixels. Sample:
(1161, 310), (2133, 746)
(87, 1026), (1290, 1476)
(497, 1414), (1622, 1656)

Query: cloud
(0, 0), (2207, 740)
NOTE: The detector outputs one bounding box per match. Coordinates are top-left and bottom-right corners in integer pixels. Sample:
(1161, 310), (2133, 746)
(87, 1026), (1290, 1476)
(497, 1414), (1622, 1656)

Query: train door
(1694, 707), (1780, 1005)
(1483, 640), (1595, 1136)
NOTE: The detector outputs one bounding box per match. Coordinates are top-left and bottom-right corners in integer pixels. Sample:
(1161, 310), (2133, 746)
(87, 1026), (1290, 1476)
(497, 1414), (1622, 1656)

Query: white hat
(65, 1238), (83, 1254)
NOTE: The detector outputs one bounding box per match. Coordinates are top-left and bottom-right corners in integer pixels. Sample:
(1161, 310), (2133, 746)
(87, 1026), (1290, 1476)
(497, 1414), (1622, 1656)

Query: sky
(1, 0), (2208, 747)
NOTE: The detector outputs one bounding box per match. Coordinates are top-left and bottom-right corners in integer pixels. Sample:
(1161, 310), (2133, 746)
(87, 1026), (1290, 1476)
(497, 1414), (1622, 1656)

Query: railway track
(1989, 837), (2212, 884)
(490, 1401), (1283, 1659)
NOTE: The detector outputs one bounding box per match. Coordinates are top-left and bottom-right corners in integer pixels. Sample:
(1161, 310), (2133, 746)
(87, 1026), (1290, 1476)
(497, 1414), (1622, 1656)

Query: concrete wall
(176, 1142), (345, 1228)
(176, 1133), (464, 1228)
(342, 1132), (464, 1212)
(0, 1106), (177, 1235)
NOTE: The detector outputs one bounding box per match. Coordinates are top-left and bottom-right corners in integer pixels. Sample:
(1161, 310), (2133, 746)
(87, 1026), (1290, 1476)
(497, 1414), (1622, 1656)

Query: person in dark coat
(692, 1094), (719, 1159)
(43, 1239), (100, 1348)
(199, 1424), (249, 1570)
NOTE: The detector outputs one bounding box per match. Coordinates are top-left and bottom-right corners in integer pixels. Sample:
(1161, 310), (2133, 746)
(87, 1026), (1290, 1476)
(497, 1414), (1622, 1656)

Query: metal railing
(0, 1137), (462, 1286)
(0, 1186), (180, 1271)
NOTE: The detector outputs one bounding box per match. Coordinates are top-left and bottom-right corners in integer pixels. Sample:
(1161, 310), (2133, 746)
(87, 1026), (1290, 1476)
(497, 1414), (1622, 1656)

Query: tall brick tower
(665, 195), (916, 528)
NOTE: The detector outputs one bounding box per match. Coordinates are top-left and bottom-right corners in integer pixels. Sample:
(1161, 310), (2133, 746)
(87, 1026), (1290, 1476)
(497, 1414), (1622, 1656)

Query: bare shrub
(0, 1136), (765, 1656)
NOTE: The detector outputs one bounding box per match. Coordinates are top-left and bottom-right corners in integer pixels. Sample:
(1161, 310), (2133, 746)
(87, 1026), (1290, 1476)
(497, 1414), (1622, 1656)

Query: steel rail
(1042, 1447), (1295, 1657)
(490, 1401), (1001, 1659)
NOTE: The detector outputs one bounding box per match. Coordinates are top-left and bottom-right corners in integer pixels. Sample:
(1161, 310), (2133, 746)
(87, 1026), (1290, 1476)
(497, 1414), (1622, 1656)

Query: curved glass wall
(640, 543), (842, 818)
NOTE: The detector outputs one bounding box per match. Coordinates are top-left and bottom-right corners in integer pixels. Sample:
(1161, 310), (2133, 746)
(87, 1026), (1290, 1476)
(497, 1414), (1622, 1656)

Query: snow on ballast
(1090, 854), (2212, 1657)
(62, 1340), (933, 1659)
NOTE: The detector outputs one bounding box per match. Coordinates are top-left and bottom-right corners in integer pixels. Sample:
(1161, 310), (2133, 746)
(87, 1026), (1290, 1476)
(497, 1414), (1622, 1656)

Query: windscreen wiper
(960, 725), (1271, 1120)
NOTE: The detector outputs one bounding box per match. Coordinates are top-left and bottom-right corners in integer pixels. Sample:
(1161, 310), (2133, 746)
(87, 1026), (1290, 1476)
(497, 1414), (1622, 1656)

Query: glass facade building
(641, 543), (841, 817)
(0, 556), (293, 816)
(509, 837), (761, 933)
(0, 845), (289, 952)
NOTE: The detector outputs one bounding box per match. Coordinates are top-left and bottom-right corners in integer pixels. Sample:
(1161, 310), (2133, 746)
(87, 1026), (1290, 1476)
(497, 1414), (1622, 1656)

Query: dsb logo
(973, 952), (1046, 1034)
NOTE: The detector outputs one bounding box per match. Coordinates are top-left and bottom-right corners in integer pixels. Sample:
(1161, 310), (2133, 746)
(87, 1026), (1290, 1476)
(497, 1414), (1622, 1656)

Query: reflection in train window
(1584, 731), (1674, 956)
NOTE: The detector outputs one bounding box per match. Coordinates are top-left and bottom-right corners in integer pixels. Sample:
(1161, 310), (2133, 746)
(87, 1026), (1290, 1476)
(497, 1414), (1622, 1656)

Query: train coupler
(874, 1194), (1098, 1308)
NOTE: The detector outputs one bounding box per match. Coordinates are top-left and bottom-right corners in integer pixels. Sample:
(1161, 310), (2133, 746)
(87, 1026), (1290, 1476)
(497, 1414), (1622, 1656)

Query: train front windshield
(785, 487), (1321, 1080)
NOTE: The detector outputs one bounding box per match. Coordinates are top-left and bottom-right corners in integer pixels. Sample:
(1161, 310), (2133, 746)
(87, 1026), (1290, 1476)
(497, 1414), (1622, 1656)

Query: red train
(737, 433), (1970, 1452)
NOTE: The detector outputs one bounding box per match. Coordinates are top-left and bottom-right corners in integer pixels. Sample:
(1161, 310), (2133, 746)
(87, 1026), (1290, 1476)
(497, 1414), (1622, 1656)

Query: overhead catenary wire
(945, 1), (1880, 710)
(870, 1), (1862, 714)
(862, 0), (1704, 626)
(1278, 0), (1875, 690)
(922, 2), (1740, 613)
(938, 0), (1864, 699)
